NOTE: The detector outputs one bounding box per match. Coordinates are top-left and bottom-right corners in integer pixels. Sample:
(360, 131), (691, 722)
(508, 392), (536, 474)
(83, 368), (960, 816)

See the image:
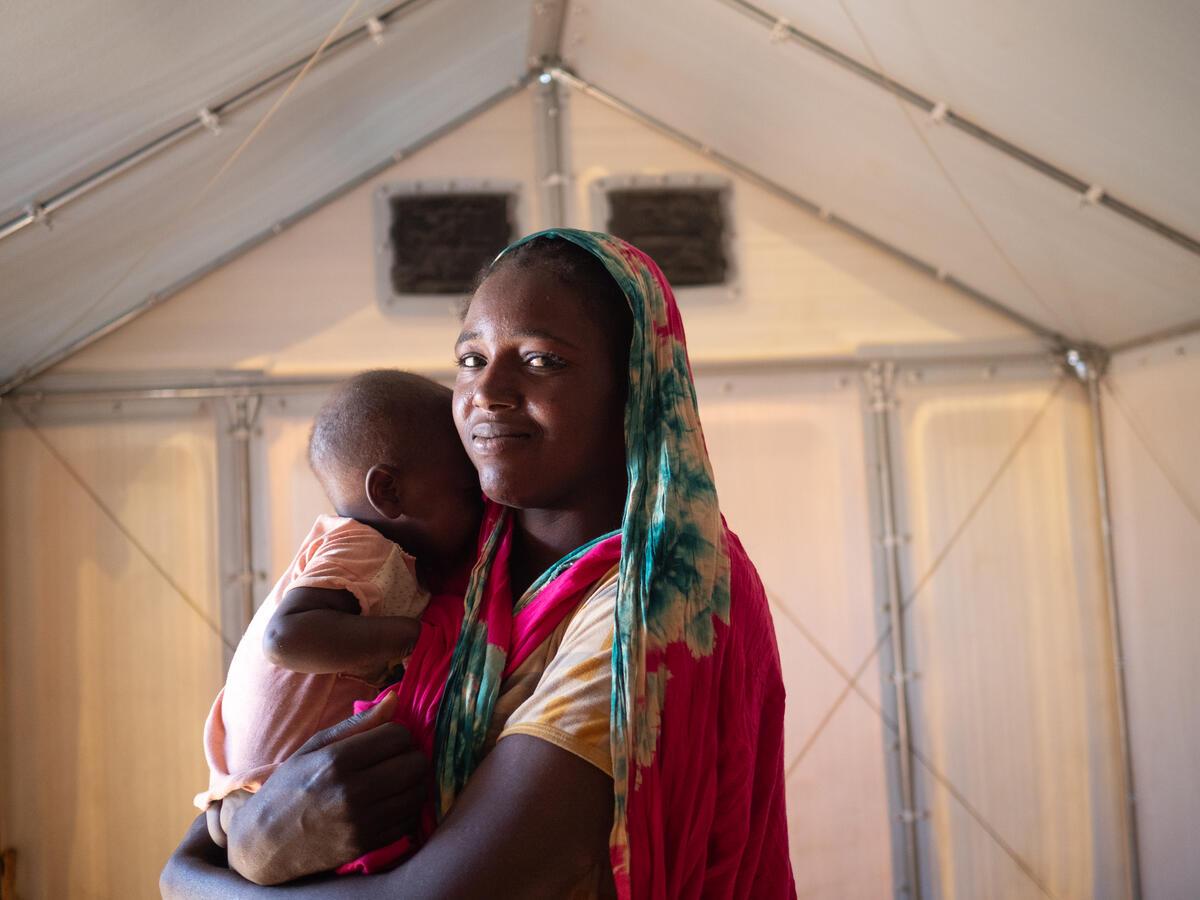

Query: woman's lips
(469, 422), (533, 453)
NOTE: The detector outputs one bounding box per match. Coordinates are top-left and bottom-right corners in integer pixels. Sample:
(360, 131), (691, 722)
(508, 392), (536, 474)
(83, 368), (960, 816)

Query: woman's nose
(470, 361), (520, 411)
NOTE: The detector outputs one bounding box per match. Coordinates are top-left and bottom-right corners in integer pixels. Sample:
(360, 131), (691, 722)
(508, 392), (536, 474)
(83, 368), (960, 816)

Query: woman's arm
(263, 586), (420, 681)
(162, 718), (614, 898)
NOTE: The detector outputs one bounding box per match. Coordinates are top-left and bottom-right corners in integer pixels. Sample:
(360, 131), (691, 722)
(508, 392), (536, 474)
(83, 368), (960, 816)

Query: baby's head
(309, 369), (481, 572)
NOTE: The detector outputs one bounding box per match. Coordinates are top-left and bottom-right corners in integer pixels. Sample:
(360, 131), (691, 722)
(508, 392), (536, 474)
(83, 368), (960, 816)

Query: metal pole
(536, 72), (569, 227)
(5, 350), (1062, 404)
(1081, 352), (1143, 900)
(227, 394), (262, 637)
(1109, 316), (1200, 356)
(866, 361), (923, 899)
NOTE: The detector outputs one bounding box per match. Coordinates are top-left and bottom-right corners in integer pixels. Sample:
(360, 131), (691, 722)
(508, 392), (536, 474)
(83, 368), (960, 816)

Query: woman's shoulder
(569, 563), (619, 625)
(494, 566), (619, 776)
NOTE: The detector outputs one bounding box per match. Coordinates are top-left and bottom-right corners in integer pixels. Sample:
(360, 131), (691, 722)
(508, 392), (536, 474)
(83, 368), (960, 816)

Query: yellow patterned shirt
(482, 566), (619, 899)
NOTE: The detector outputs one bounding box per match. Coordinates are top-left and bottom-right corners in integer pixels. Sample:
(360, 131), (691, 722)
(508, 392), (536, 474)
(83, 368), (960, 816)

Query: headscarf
(432, 229), (794, 898)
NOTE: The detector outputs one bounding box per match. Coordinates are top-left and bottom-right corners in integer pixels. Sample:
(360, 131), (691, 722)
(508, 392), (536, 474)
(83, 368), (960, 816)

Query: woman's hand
(227, 694), (430, 885)
(162, 731), (615, 899)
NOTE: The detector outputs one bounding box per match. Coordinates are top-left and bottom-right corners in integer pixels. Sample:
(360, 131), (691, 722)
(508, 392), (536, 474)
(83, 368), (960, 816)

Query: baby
(195, 369), (481, 848)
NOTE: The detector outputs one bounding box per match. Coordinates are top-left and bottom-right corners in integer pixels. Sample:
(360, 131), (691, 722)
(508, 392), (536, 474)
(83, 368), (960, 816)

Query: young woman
(162, 230), (795, 899)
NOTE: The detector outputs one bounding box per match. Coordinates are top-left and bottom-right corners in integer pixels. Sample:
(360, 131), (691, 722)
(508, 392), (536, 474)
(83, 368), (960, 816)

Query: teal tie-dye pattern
(431, 229), (733, 877)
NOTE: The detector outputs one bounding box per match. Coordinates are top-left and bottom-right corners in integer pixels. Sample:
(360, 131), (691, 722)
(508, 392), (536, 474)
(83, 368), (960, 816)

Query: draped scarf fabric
(434, 229), (794, 898)
(337, 500), (622, 875)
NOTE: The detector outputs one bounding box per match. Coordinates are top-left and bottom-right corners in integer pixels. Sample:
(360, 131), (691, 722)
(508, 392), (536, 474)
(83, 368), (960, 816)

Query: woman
(162, 229), (795, 898)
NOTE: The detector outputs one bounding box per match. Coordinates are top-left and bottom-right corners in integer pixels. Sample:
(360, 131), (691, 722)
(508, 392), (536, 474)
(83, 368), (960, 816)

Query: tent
(1, 1), (1196, 896)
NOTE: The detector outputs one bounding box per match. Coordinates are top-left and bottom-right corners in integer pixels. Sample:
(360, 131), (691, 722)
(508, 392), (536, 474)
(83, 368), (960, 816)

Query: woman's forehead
(460, 266), (606, 342)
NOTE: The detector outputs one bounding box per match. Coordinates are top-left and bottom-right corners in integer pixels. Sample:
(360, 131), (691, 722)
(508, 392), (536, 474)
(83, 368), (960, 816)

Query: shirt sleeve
(288, 519), (424, 617)
(498, 574), (617, 776)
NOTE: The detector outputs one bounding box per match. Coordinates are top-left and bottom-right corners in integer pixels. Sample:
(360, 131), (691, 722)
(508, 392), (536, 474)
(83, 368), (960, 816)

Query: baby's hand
(359, 657), (407, 687)
(349, 615), (421, 685)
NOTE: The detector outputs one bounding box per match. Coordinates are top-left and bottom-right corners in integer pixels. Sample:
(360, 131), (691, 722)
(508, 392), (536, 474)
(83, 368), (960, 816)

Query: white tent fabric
(1103, 337), (1200, 900)
(2, 1), (398, 206)
(894, 371), (1128, 898)
(564, 0), (1200, 347)
(0, 400), (224, 898)
(759, 0), (1200, 233)
(0, 0), (530, 387)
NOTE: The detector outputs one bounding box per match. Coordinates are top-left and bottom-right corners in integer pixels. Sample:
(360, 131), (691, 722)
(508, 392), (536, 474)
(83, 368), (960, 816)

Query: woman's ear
(364, 464), (405, 519)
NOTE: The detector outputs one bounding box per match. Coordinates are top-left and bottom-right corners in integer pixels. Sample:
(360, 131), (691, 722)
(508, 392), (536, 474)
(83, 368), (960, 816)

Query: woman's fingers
(294, 691), (399, 755)
(320, 721), (415, 773)
(343, 751), (429, 815)
(358, 776), (428, 821)
(358, 790), (426, 847)
(362, 744), (431, 789)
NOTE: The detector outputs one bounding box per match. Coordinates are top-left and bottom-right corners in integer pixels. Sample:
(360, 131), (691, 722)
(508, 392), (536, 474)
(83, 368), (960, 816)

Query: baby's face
(390, 445), (481, 570)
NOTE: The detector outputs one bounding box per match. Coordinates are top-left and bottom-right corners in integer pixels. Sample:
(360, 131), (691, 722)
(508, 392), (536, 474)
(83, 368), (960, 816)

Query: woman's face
(453, 264), (628, 512)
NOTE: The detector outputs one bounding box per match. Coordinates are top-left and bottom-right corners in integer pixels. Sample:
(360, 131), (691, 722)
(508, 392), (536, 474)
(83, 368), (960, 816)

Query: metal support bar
(548, 66), (1064, 347)
(526, 0), (569, 68)
(536, 70), (569, 227)
(528, 0), (570, 227)
(1109, 316), (1200, 356)
(1070, 347), (1143, 900)
(718, 0), (1200, 260)
(226, 394), (263, 637)
(0, 0), (436, 244)
(6, 350), (1061, 404)
(865, 361), (923, 900)
(0, 75), (534, 398)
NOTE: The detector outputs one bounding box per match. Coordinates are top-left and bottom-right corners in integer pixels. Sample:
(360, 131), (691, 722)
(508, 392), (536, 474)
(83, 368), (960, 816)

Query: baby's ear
(364, 464), (405, 519)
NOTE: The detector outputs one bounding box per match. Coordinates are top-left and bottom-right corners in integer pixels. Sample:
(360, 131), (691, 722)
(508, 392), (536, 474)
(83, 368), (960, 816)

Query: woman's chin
(477, 474), (537, 510)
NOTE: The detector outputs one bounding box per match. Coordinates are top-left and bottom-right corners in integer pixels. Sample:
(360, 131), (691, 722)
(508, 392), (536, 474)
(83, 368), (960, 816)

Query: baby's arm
(263, 587), (421, 682)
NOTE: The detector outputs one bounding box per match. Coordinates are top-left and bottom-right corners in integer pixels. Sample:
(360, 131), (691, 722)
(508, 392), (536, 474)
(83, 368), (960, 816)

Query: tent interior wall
(1, 2), (1197, 898)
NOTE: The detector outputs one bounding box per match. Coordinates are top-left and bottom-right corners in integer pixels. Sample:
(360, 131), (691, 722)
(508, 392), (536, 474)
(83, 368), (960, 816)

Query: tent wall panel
(891, 370), (1131, 898)
(0, 402), (224, 900)
(256, 393), (337, 582)
(697, 370), (894, 896)
(1104, 336), (1200, 899)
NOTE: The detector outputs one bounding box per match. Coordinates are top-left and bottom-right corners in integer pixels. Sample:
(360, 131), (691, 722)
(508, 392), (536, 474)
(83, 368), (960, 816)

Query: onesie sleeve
(289, 519), (424, 617)
(498, 574), (617, 776)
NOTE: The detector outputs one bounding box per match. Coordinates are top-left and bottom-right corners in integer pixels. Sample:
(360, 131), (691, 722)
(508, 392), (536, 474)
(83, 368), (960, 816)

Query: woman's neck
(510, 500), (623, 598)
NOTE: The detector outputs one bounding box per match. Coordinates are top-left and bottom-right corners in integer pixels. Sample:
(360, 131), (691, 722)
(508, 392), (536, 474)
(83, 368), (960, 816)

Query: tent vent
(373, 181), (520, 307)
(592, 175), (735, 291)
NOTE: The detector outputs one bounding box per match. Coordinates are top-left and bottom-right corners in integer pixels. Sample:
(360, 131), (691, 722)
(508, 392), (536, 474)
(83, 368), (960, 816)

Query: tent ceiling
(0, 0), (530, 388)
(1, 0), (1198, 388)
(564, 0), (1200, 349)
(758, 0), (1200, 235)
(1, 0), (400, 214)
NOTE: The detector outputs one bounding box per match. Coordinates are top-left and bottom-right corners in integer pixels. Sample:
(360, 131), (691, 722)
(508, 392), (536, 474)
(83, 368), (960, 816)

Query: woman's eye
(526, 353), (564, 369)
(457, 353), (485, 369)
